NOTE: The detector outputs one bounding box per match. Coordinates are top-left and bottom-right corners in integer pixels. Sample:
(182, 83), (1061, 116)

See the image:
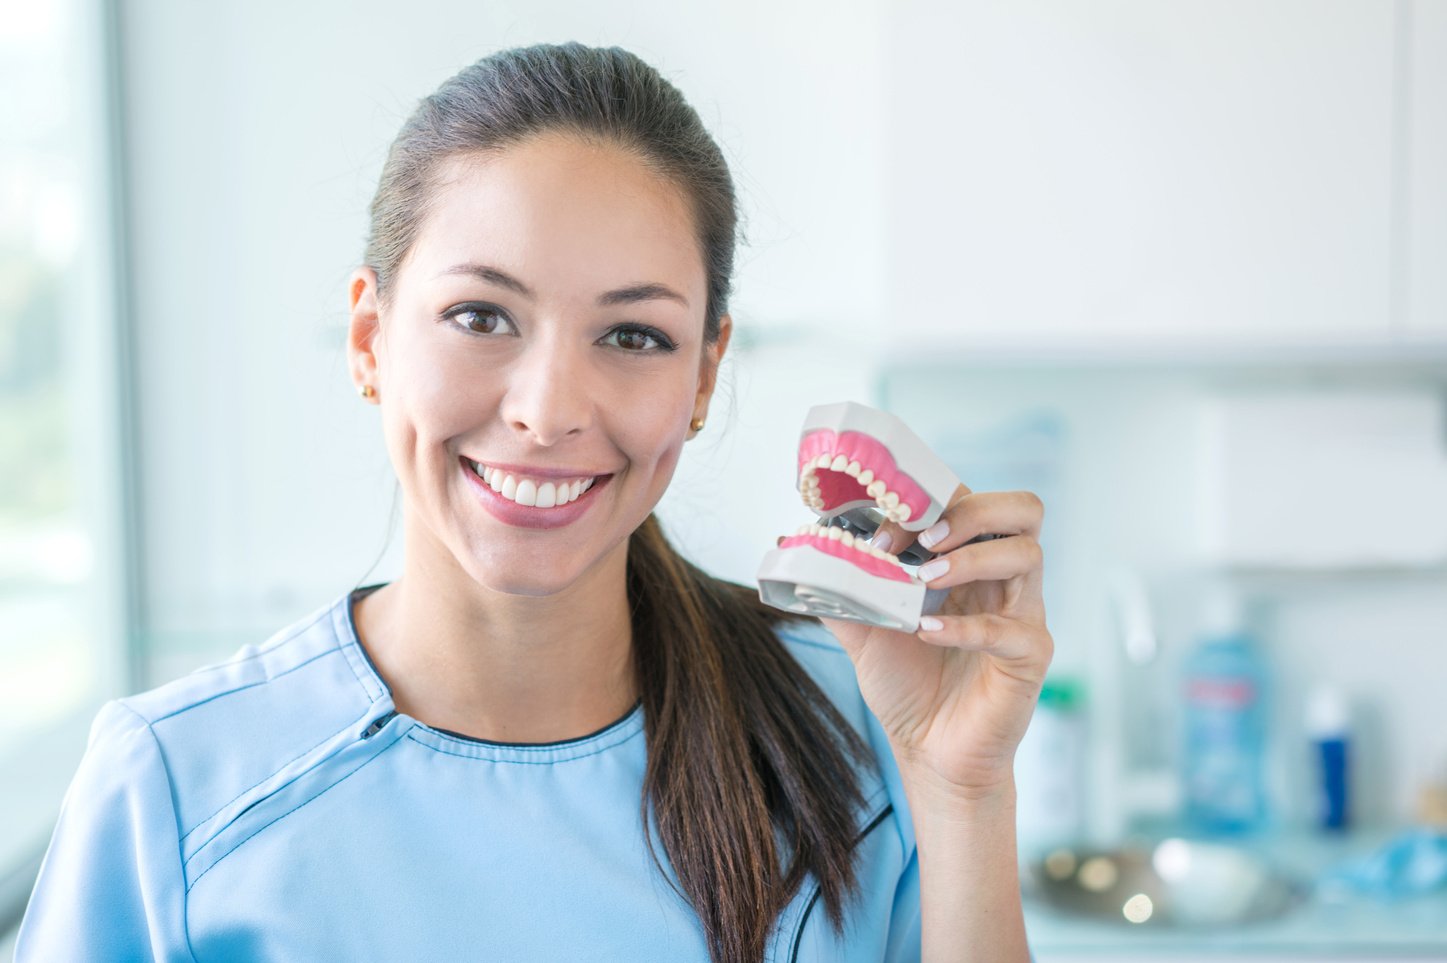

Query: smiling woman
(14, 41), (1045, 963)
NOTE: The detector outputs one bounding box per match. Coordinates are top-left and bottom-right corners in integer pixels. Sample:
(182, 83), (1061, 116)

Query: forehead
(407, 134), (705, 308)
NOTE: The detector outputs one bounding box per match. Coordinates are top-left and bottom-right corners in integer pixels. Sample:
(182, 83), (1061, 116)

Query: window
(0, 0), (134, 889)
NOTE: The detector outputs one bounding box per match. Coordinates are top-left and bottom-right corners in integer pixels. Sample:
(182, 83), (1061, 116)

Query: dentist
(17, 41), (1049, 963)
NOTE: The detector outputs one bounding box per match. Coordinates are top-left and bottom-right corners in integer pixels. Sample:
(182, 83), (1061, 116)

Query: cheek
(615, 373), (694, 476)
(392, 340), (496, 443)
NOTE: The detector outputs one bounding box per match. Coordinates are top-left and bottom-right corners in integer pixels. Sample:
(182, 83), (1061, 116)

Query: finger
(916, 612), (1055, 665)
(915, 534), (1043, 588)
(871, 481), (975, 556)
(868, 518), (916, 557)
(916, 490), (1044, 554)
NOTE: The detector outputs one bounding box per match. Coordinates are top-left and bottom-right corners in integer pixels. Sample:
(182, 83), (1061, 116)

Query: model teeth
(787, 524), (904, 567)
(798, 451), (919, 522)
(472, 461), (595, 508)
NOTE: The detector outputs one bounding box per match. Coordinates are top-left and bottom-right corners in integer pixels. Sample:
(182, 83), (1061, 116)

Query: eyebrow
(435, 262), (689, 309)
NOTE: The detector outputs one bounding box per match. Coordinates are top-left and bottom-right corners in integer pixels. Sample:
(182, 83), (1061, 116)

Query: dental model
(757, 401), (992, 632)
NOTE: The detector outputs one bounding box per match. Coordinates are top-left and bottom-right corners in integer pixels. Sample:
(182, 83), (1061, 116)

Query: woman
(16, 42), (1050, 962)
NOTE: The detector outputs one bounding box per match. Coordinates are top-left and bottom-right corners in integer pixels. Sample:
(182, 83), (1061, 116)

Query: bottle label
(1187, 678), (1256, 708)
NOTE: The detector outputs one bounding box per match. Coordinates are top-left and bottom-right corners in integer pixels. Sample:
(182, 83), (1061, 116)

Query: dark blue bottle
(1307, 685), (1351, 831)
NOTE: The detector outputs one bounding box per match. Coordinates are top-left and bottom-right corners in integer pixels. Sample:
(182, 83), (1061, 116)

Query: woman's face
(348, 132), (730, 598)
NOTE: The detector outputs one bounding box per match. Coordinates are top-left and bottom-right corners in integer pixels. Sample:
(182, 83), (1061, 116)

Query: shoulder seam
(144, 643), (341, 727)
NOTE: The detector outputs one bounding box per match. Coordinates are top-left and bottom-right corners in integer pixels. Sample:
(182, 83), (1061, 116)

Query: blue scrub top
(13, 581), (1007, 961)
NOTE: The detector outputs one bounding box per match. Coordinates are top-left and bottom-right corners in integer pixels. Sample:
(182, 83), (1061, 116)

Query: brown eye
(602, 324), (676, 353)
(445, 304), (515, 335)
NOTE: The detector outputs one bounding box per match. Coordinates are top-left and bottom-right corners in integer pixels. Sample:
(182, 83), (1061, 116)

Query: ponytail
(627, 514), (873, 962)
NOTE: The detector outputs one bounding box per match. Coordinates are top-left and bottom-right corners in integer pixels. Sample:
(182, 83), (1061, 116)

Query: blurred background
(2, 0), (1445, 959)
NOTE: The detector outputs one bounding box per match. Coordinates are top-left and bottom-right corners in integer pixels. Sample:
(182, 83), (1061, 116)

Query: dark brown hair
(361, 42), (874, 963)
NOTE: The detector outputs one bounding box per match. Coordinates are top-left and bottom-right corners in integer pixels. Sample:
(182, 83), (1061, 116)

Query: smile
(466, 459), (597, 508)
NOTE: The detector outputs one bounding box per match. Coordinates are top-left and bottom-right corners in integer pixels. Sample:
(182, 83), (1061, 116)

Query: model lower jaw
(777, 527), (915, 584)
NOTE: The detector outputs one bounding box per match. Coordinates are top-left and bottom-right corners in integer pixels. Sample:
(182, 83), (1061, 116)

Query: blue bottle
(1181, 589), (1270, 835)
(1306, 684), (1351, 831)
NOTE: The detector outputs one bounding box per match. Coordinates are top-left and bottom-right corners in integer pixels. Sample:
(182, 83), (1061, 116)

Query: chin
(456, 549), (589, 599)
(465, 564), (578, 599)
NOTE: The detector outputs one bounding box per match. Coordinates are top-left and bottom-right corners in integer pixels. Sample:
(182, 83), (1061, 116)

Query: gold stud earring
(690, 416), (705, 432)
(359, 384), (376, 399)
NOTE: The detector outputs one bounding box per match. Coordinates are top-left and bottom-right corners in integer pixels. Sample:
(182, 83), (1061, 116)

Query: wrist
(897, 763), (1018, 818)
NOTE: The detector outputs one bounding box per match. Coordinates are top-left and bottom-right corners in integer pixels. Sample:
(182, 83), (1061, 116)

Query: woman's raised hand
(820, 483), (1053, 800)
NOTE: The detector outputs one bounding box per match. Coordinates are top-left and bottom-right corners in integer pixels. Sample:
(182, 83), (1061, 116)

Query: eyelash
(441, 303), (678, 353)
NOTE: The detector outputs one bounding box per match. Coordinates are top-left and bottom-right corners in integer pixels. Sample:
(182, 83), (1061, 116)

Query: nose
(497, 332), (595, 446)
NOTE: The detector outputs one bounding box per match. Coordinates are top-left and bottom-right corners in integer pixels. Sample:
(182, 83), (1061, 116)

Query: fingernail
(918, 616), (943, 631)
(916, 558), (949, 582)
(917, 520), (949, 550)
(872, 531), (893, 553)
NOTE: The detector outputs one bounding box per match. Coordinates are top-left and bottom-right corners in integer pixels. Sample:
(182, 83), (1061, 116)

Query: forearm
(899, 770), (1030, 963)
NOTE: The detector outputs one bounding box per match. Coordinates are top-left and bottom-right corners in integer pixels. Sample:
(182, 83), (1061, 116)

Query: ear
(348, 266), (383, 403)
(692, 313), (732, 422)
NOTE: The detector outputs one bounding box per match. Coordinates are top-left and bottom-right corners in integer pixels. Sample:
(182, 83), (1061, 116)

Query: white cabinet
(883, 0), (1397, 349)
(1405, 0), (1447, 340)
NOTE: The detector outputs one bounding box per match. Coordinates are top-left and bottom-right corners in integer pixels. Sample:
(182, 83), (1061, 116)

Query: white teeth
(783, 523), (900, 564)
(799, 453), (915, 526)
(474, 462), (597, 508)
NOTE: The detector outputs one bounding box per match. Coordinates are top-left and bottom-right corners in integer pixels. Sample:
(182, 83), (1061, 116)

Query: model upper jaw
(796, 428), (933, 525)
(791, 400), (958, 534)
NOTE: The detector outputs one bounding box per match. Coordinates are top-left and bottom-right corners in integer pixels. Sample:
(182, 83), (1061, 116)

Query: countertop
(1021, 823), (1447, 960)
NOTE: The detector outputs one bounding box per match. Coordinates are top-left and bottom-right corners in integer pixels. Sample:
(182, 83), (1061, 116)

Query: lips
(460, 456), (611, 530)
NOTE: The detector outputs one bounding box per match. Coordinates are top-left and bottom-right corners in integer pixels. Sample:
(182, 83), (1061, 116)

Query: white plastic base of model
(800, 401), (960, 533)
(757, 544), (925, 632)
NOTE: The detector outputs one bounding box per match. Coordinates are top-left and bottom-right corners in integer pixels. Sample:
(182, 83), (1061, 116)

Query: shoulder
(101, 590), (378, 845)
(769, 617), (917, 858)
(118, 592), (363, 725)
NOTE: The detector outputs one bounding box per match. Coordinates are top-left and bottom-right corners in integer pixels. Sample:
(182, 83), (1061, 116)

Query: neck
(353, 527), (639, 745)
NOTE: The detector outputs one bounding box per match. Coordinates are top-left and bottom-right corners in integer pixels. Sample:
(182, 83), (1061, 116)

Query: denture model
(757, 401), (985, 632)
